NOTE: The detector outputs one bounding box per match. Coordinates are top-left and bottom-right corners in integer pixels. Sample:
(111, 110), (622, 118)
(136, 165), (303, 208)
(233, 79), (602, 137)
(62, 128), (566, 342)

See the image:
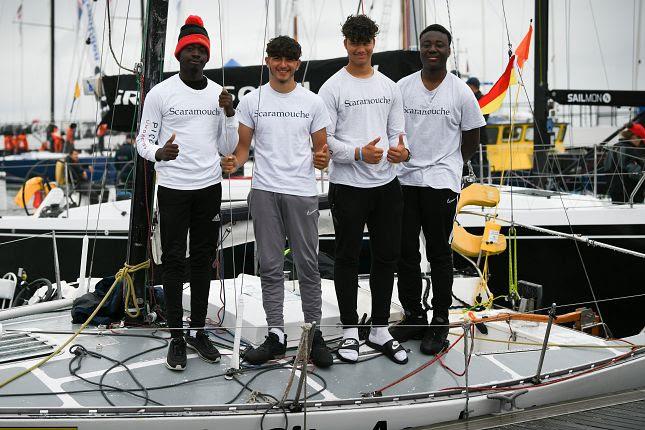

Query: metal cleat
(487, 389), (528, 414)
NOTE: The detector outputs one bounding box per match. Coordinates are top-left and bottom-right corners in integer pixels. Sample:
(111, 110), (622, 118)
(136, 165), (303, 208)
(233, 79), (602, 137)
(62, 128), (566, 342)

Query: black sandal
(365, 338), (408, 365)
(336, 338), (360, 363)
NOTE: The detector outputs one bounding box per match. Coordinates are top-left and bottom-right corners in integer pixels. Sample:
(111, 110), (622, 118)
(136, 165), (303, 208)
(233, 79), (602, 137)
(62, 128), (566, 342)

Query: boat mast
(534, 0), (550, 187)
(274, 0), (281, 36)
(140, 0), (146, 41)
(50, 0), (55, 123)
(126, 0), (169, 318)
(403, 0), (425, 50)
(293, 0), (298, 42)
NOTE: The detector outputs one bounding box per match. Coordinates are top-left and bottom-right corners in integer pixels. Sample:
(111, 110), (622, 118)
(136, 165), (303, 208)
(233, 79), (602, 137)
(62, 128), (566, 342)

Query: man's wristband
(404, 148), (411, 162)
(358, 147), (364, 162)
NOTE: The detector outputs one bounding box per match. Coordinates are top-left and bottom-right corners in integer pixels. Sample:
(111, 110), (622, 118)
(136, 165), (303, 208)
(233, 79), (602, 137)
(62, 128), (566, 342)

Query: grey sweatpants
(249, 189), (322, 329)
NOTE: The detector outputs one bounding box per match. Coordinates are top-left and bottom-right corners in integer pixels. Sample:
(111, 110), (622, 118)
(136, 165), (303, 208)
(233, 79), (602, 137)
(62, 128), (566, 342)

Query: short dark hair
(419, 24), (452, 45)
(342, 15), (379, 43)
(266, 36), (301, 60)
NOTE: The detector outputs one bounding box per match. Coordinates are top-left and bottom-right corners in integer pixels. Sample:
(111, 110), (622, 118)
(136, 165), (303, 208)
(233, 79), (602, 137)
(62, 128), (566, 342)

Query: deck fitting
(487, 389), (528, 414)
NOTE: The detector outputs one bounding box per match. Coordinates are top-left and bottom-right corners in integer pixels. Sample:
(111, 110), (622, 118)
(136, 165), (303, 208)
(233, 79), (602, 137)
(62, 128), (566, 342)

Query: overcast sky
(0, 0), (643, 123)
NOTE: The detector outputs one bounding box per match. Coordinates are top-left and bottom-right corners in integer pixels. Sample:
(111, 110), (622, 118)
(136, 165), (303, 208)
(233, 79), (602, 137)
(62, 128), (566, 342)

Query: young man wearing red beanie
(136, 15), (238, 371)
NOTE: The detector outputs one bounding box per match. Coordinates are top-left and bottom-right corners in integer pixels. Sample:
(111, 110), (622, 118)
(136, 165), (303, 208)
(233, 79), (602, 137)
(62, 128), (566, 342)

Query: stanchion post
(532, 303), (556, 384)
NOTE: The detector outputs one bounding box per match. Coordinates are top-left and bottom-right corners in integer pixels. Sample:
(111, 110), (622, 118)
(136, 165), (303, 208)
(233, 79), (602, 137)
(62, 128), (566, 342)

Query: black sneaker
(389, 312), (428, 341)
(420, 316), (450, 355)
(310, 330), (333, 368)
(166, 337), (187, 371)
(186, 330), (221, 363)
(244, 332), (287, 365)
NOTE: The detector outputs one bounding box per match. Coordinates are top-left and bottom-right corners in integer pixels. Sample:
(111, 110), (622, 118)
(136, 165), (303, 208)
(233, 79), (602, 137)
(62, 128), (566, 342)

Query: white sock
(269, 327), (285, 344)
(369, 327), (407, 362)
(338, 328), (359, 362)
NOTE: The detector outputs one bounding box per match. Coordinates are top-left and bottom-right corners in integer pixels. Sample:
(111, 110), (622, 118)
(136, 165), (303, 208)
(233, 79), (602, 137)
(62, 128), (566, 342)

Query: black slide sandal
(365, 338), (408, 365)
(336, 338), (360, 363)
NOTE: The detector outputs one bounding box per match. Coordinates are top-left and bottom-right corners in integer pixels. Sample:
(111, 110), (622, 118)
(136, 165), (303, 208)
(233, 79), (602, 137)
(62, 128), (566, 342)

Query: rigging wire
(411, 0), (419, 47)
(509, 48), (612, 338)
(497, 4), (609, 333)
(300, 0), (326, 85)
(86, 0), (136, 287)
(106, 0), (136, 73)
(498, 0), (518, 304)
(82, 0), (110, 234)
(499, 0), (513, 57)
(215, 0), (238, 333)
(445, 0), (458, 73)
(588, 0), (610, 89)
(227, 0), (272, 369)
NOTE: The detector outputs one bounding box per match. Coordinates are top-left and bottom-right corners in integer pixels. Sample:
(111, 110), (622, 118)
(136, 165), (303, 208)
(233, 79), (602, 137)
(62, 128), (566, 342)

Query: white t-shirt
(397, 71), (485, 193)
(136, 74), (239, 190)
(236, 83), (330, 197)
(318, 67), (406, 188)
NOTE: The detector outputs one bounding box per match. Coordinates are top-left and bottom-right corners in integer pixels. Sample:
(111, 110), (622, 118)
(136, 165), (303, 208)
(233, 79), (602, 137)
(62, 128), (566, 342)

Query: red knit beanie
(629, 123), (645, 140)
(174, 15), (210, 61)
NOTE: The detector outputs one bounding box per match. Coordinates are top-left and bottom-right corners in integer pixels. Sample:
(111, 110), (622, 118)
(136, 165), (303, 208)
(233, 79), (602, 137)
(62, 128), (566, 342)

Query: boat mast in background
(50, 0), (55, 123)
(533, 0), (550, 188)
(126, 0), (168, 318)
(274, 0), (281, 37)
(140, 0), (145, 40)
(401, 0), (425, 50)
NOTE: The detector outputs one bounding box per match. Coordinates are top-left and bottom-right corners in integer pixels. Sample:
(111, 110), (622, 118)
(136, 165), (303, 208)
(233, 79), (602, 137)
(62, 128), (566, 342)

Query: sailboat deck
(1, 307), (643, 412)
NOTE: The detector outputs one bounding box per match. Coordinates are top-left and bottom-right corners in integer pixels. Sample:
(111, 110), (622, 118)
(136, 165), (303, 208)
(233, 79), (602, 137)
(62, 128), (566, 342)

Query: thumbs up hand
(219, 88), (235, 117)
(313, 143), (329, 170)
(155, 133), (179, 161)
(360, 136), (383, 164)
(386, 134), (409, 163)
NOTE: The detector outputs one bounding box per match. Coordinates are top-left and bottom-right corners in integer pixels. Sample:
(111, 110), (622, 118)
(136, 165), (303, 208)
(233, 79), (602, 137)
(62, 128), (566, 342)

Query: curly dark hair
(266, 35), (302, 60)
(341, 15), (379, 43)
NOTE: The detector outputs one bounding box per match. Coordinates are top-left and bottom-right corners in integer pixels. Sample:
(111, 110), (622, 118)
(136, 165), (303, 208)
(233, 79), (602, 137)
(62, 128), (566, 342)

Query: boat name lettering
(566, 92), (612, 104)
(114, 89), (140, 106)
(344, 96), (392, 107)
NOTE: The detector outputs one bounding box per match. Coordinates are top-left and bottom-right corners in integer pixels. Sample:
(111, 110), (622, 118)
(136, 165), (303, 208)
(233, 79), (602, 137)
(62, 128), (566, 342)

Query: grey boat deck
(0, 308), (643, 411)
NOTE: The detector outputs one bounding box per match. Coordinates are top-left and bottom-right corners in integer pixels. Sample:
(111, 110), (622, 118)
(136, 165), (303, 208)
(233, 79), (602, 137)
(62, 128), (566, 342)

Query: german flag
(479, 55), (515, 115)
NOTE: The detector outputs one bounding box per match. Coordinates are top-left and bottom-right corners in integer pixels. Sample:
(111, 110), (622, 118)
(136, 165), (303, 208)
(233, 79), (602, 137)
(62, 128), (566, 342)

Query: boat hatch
(0, 331), (56, 364)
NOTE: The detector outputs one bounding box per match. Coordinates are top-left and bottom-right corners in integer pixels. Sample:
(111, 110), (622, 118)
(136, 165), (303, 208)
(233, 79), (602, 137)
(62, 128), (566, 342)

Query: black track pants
(158, 184), (221, 338)
(329, 178), (403, 326)
(396, 185), (457, 322)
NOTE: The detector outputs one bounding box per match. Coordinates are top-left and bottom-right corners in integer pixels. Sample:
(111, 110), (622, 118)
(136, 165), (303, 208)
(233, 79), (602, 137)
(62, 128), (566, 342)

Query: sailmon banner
(101, 50), (422, 132)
